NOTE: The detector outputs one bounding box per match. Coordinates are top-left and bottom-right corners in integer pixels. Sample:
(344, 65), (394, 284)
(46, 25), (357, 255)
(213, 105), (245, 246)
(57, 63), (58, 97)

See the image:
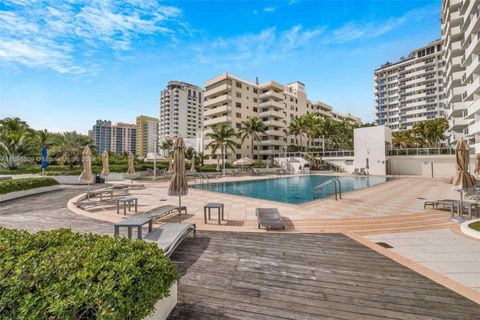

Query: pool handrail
(312, 177), (342, 200)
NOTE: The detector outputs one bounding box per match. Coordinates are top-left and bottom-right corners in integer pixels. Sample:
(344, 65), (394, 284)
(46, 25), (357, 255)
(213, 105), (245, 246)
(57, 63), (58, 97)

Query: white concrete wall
(388, 155), (475, 178)
(354, 126), (392, 175)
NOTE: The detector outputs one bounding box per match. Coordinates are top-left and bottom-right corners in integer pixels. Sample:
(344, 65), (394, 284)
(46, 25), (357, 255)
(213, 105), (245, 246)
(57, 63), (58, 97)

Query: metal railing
(387, 147), (473, 156)
(312, 177), (342, 200)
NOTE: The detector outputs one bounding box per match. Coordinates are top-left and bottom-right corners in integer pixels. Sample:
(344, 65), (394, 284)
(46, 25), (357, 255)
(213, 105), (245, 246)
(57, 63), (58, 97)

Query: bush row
(0, 177), (59, 195)
(0, 228), (178, 319)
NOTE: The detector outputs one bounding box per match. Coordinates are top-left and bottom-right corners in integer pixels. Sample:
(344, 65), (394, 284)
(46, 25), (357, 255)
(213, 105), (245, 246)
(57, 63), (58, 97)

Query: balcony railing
(387, 148), (474, 156)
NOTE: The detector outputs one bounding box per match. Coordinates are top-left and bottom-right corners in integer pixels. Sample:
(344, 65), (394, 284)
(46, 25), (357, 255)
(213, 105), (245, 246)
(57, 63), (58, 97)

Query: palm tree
(392, 130), (417, 149)
(50, 131), (95, 169)
(160, 138), (173, 158)
(413, 118), (448, 147)
(205, 123), (238, 170)
(288, 118), (302, 147)
(185, 146), (196, 160)
(239, 117), (266, 159)
(0, 117), (36, 156)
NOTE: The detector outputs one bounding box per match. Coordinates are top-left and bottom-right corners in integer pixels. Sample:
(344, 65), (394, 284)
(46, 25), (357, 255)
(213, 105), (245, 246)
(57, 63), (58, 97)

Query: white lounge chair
(144, 223), (196, 257)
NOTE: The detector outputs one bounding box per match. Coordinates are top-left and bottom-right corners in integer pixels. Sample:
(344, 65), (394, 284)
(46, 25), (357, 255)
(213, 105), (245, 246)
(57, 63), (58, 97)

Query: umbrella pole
(178, 195), (182, 223)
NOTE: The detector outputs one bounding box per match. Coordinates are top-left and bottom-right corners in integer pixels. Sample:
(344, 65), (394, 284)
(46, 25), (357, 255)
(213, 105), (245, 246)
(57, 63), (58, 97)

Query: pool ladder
(312, 177), (342, 200)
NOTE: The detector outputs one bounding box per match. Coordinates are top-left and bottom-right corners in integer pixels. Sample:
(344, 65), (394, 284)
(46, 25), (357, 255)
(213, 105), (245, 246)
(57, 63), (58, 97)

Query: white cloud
(332, 7), (437, 43)
(0, 1), (183, 74)
(288, 0), (300, 5)
(264, 7), (276, 13)
(193, 25), (324, 68)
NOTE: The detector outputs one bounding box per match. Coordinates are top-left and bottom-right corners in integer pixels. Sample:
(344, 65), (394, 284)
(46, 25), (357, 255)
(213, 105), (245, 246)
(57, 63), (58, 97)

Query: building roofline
(374, 39), (442, 72)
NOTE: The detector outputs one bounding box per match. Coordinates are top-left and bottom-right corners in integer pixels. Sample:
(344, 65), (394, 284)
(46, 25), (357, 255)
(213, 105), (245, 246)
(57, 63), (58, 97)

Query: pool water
(191, 175), (391, 205)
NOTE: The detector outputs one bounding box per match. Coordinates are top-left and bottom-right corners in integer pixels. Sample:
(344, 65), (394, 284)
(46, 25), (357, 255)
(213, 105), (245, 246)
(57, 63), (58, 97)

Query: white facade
(374, 39), (445, 131)
(354, 126), (392, 175)
(442, 0), (480, 151)
(159, 81), (204, 142)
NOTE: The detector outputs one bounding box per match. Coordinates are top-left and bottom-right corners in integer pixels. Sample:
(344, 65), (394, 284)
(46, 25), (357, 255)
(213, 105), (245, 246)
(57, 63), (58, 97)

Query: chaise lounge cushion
(144, 223), (195, 257)
(256, 208), (285, 229)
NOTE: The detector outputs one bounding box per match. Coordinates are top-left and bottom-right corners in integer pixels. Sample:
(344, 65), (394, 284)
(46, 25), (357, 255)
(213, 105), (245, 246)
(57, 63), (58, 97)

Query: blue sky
(1, 0), (441, 133)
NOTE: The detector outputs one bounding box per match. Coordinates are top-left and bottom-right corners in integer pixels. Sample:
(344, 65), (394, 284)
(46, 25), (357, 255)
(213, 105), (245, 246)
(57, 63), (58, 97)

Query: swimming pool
(191, 175), (392, 205)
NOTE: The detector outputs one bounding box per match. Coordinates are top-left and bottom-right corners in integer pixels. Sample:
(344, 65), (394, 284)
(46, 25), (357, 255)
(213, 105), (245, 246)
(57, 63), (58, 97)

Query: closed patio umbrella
(101, 150), (109, 177)
(40, 145), (48, 175)
(127, 152), (135, 175)
(452, 139), (476, 220)
(168, 137), (188, 222)
(79, 147), (92, 191)
(474, 154), (480, 175)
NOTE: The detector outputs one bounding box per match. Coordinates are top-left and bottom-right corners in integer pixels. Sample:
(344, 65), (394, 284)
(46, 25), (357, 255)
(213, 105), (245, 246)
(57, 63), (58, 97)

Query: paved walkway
(367, 228), (480, 293)
(0, 187), (112, 234)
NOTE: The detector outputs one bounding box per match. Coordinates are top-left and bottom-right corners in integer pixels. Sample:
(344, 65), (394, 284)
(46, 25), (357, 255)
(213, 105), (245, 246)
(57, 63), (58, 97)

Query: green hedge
(0, 177), (59, 195)
(0, 164), (162, 176)
(0, 228), (178, 319)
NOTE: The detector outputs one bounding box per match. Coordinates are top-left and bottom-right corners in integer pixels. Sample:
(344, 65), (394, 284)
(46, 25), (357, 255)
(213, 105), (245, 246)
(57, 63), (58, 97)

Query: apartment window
(236, 92), (241, 98)
(253, 107), (258, 112)
(236, 123), (241, 129)
(253, 88), (258, 94)
(236, 112), (241, 118)
(236, 102), (242, 108)
(236, 82), (242, 88)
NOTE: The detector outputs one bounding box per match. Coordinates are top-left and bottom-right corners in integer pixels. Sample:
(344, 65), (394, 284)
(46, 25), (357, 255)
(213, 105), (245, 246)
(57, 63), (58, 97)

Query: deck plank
(168, 232), (480, 320)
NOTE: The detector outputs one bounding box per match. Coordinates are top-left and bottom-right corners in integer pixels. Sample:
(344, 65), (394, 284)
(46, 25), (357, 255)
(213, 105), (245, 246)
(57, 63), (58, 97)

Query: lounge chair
(76, 198), (116, 209)
(256, 208), (285, 230)
(144, 223), (196, 257)
(353, 168), (360, 175)
(140, 205), (187, 222)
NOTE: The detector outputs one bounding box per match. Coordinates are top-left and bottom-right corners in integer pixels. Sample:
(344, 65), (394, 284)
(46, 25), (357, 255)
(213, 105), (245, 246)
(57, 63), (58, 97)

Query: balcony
(204, 116), (232, 127)
(259, 109), (285, 118)
(259, 100), (285, 109)
(467, 98), (480, 118)
(260, 140), (284, 146)
(259, 91), (284, 100)
(265, 129), (284, 137)
(468, 121), (480, 135)
(204, 94), (232, 107)
(451, 117), (469, 129)
(204, 105), (232, 117)
(205, 84), (232, 97)
(263, 119), (284, 127)
(258, 150), (274, 155)
(465, 76), (480, 99)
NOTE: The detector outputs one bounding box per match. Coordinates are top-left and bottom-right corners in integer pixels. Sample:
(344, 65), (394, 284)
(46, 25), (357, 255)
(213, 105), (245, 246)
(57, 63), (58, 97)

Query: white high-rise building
(374, 39), (445, 131)
(159, 81), (204, 143)
(442, 0), (480, 150)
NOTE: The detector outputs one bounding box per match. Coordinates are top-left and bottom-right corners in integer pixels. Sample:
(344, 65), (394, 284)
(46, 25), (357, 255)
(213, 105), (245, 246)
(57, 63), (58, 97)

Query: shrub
(0, 228), (178, 320)
(0, 177), (59, 195)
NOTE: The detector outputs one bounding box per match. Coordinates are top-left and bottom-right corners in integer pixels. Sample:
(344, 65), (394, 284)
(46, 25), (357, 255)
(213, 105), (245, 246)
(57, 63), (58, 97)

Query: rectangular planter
(0, 185), (62, 202)
(144, 282), (177, 320)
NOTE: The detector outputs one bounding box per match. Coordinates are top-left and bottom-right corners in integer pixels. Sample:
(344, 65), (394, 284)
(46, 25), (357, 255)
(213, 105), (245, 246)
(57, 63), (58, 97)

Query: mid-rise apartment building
(203, 73), (361, 163)
(92, 120), (112, 153)
(159, 81), (203, 142)
(311, 100), (362, 125)
(91, 120), (136, 154)
(136, 115), (159, 157)
(374, 39), (445, 131)
(111, 123), (136, 154)
(442, 0), (480, 150)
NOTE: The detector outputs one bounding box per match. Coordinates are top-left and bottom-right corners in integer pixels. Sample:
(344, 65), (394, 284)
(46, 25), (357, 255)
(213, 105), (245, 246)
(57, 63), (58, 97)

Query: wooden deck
(168, 232), (480, 320)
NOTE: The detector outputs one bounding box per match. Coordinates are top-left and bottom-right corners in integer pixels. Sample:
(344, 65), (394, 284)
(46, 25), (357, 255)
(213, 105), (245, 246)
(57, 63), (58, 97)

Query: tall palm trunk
(251, 136), (255, 159)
